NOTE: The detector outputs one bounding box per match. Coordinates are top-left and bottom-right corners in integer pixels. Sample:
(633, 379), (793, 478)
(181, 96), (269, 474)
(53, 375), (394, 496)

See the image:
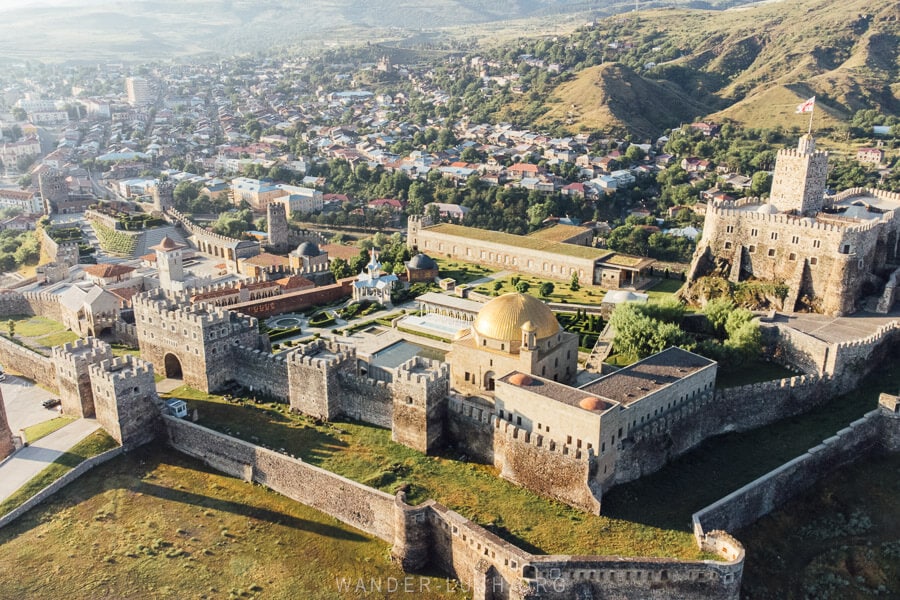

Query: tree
(329, 258), (352, 280)
(724, 308), (754, 339)
(724, 319), (762, 359)
(539, 281), (555, 297)
(569, 272), (580, 291)
(6, 319), (14, 338)
(515, 280), (531, 294)
(492, 280), (503, 292)
(11, 107), (26, 121)
(750, 171), (773, 197)
(705, 298), (735, 337)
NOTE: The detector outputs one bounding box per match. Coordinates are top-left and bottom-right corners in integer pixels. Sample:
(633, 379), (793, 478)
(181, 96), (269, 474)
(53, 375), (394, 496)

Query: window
(724, 241), (732, 249)
(750, 228), (758, 237)
(726, 225), (734, 233)
(810, 257), (818, 265)
(841, 244), (850, 254)
(789, 253), (797, 261)
(792, 235), (799, 244)
(748, 245), (756, 253)
(767, 248), (776, 257)
(770, 232), (778, 240)
(813, 240), (821, 248)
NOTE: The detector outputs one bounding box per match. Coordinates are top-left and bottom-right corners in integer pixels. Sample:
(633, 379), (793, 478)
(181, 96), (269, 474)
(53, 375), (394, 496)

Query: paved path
(1, 375), (59, 433)
(0, 419), (100, 504)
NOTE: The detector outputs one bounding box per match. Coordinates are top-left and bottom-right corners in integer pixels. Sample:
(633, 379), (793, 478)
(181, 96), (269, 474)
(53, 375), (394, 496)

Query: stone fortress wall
(163, 415), (743, 600)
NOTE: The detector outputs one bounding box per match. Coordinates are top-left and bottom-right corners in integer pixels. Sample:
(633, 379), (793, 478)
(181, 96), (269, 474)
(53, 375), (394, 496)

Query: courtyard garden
(2, 314), (78, 355)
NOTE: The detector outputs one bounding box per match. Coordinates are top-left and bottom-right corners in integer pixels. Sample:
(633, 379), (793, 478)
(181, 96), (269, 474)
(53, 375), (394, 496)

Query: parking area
(1, 375), (59, 434)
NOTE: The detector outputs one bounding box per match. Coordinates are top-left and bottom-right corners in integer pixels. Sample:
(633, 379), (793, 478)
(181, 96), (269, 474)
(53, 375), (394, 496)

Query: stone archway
(483, 370), (495, 391)
(164, 353), (183, 379)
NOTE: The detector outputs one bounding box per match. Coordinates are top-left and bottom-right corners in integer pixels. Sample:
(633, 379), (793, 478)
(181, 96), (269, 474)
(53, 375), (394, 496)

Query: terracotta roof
(83, 263), (136, 278)
(150, 235), (182, 252)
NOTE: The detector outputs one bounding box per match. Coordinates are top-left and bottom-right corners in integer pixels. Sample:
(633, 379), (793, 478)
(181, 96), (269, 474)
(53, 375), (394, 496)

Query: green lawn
(22, 416), (75, 443)
(110, 343), (141, 358)
(433, 257), (496, 285)
(163, 386), (706, 560)
(645, 278), (684, 301)
(4, 315), (68, 338)
(473, 273), (605, 305)
(34, 330), (80, 348)
(601, 347), (900, 532)
(0, 430), (118, 517)
(0, 446), (466, 600)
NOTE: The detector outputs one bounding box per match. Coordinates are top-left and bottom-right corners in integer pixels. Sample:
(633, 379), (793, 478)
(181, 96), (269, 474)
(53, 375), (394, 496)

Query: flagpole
(808, 103), (814, 135)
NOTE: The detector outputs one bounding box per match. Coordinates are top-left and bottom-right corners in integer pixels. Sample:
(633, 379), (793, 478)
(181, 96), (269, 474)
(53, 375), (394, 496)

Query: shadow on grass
(134, 480), (368, 542)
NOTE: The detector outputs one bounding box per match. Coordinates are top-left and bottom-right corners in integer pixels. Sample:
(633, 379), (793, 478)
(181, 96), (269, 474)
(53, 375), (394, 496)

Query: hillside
(536, 0), (900, 133)
(537, 63), (711, 138)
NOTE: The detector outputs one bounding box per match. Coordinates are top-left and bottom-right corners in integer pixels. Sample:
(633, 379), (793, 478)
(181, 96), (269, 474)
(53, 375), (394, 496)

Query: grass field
(4, 314), (67, 338)
(163, 386), (706, 560)
(601, 348), (900, 531)
(715, 360), (797, 389)
(22, 416), (75, 443)
(432, 257), (496, 285)
(737, 452), (900, 599)
(0, 446), (468, 600)
(0, 430), (118, 517)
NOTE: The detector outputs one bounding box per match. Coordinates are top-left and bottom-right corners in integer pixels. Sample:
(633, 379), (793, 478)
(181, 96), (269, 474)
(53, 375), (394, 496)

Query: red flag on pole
(796, 97), (816, 114)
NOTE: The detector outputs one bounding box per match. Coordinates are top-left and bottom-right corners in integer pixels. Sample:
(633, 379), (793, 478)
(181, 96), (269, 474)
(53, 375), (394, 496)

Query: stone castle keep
(687, 135), (900, 315)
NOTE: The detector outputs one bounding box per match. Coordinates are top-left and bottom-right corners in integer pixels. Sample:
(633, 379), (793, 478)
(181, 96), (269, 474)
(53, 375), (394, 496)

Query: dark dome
(407, 253), (437, 270)
(295, 241), (321, 257)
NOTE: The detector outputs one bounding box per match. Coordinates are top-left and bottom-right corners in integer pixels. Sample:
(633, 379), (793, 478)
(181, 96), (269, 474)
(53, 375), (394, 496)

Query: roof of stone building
(579, 347), (715, 406)
(150, 235), (181, 252)
(499, 371), (617, 414)
(526, 224), (591, 243)
(407, 253), (437, 270)
(472, 292), (559, 341)
(241, 252), (289, 267)
(293, 241), (321, 257)
(83, 263), (136, 278)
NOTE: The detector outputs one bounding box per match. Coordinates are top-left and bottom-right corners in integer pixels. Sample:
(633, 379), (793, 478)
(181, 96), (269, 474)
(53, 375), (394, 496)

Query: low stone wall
(0, 336), (58, 391)
(164, 416), (395, 542)
(0, 447), (124, 530)
(692, 408), (885, 535)
(764, 322), (831, 375)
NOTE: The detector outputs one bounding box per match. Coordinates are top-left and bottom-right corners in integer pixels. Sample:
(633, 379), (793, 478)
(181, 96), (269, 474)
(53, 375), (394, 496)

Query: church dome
(579, 396), (604, 411)
(756, 203), (779, 215)
(407, 253), (437, 270)
(295, 241), (321, 257)
(473, 293), (559, 342)
(508, 373), (534, 386)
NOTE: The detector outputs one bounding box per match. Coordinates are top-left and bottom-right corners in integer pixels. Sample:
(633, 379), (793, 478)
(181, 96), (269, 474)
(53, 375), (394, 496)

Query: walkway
(0, 418), (100, 504)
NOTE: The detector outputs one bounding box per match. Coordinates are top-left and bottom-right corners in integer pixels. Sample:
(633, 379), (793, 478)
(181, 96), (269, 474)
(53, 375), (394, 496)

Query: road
(0, 418), (101, 504)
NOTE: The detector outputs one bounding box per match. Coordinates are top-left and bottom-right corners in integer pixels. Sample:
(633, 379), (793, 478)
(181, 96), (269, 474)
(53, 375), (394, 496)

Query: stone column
(0, 387), (15, 460)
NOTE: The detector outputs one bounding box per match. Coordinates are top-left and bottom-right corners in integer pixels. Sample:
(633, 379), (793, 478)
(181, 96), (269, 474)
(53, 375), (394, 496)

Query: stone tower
(151, 235), (184, 292)
(769, 134), (829, 216)
(89, 355), (161, 448)
(390, 357), (449, 454)
(150, 179), (175, 212)
(0, 387), (15, 460)
(267, 199), (290, 252)
(37, 167), (68, 214)
(52, 338), (114, 418)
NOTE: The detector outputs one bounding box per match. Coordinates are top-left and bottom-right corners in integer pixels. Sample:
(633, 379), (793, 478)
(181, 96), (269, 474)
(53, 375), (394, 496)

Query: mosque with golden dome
(447, 292), (579, 395)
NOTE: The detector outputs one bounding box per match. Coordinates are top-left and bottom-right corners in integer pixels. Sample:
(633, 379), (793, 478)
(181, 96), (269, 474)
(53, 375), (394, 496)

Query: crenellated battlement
(288, 338), (356, 368)
(834, 321), (900, 351)
(134, 288), (257, 329)
(89, 354), (154, 383)
(492, 416), (593, 462)
(394, 356), (450, 386)
(52, 337), (112, 364)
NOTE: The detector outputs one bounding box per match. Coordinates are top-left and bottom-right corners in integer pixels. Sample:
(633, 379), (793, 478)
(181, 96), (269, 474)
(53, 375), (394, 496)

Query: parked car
(42, 398), (61, 409)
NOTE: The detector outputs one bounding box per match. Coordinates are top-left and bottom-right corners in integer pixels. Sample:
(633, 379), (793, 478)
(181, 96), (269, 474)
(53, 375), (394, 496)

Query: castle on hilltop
(687, 135), (900, 315)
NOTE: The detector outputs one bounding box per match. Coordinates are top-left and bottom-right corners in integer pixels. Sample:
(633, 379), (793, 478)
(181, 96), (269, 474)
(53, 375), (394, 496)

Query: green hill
(534, 0), (899, 134)
(536, 63), (711, 138)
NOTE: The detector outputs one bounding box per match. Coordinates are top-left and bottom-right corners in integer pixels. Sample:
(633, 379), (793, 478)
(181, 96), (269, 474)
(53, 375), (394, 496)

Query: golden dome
(473, 293), (559, 342)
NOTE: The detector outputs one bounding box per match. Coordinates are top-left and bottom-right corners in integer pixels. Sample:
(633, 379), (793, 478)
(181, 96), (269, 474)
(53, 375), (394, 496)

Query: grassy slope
(542, 0), (899, 133)
(537, 63), (710, 138)
(166, 387), (705, 560)
(0, 446), (467, 600)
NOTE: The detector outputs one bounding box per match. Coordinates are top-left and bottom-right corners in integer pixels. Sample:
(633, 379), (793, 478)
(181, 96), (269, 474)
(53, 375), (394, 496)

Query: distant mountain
(0, 0), (762, 62)
(534, 0), (899, 134)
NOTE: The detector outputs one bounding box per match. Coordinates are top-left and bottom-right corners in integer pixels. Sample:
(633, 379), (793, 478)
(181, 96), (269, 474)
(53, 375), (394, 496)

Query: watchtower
(769, 134), (829, 216)
(52, 338), (114, 418)
(89, 355), (161, 447)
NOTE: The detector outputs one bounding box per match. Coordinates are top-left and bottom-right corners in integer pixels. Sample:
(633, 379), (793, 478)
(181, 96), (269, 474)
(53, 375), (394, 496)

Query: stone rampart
(826, 320), (900, 377)
(163, 416), (742, 600)
(0, 290), (32, 315)
(0, 447), (124, 531)
(231, 344), (289, 400)
(692, 408), (885, 534)
(0, 335), (58, 390)
(764, 322), (830, 375)
(164, 416), (395, 542)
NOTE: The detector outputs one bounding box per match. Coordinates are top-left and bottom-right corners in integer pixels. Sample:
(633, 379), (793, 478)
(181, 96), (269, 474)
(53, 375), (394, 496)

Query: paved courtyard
(1, 375), (59, 435)
(772, 310), (900, 344)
